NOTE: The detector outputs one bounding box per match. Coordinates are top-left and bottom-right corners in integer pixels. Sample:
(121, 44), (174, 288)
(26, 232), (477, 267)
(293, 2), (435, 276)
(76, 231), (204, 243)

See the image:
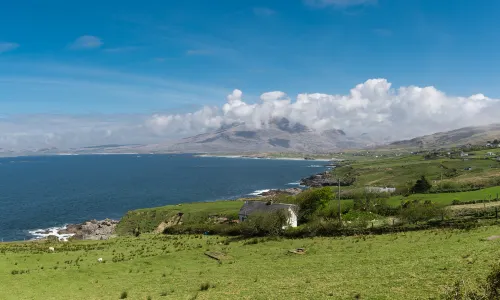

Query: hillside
(2, 228), (500, 299)
(158, 118), (372, 154)
(390, 124), (500, 148)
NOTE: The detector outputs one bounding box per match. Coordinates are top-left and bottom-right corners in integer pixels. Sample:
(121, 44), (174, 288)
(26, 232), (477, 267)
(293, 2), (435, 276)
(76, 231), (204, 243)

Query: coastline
(195, 154), (334, 162)
(3, 153), (333, 242)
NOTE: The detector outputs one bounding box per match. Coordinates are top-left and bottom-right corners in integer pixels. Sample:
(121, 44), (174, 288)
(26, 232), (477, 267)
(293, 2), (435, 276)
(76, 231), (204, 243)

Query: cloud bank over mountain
(1, 78), (498, 150)
(147, 78), (497, 141)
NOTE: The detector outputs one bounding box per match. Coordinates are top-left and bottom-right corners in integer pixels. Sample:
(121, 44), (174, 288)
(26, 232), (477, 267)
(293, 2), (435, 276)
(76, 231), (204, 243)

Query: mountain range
(389, 124), (500, 149)
(160, 118), (373, 154)
(4, 120), (500, 156)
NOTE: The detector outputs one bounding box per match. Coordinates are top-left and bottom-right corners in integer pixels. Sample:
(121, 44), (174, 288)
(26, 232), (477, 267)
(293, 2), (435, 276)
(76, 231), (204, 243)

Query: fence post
(496, 207), (498, 219)
(497, 193), (498, 201)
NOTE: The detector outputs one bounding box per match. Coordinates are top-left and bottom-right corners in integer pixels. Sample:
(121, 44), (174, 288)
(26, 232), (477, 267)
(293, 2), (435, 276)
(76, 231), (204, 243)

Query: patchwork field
(2, 226), (500, 299)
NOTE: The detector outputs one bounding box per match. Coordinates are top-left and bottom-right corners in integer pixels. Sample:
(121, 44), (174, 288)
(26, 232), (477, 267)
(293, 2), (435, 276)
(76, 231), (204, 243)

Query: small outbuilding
(238, 201), (299, 228)
(365, 186), (396, 193)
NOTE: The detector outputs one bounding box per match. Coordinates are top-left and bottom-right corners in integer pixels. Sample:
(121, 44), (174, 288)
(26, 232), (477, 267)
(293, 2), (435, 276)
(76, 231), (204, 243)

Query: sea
(0, 154), (329, 241)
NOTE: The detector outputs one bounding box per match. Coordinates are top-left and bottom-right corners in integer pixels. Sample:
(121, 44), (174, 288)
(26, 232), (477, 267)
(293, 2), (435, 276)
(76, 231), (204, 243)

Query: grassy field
(116, 201), (244, 235)
(2, 226), (500, 299)
(330, 152), (500, 195)
(386, 186), (500, 206)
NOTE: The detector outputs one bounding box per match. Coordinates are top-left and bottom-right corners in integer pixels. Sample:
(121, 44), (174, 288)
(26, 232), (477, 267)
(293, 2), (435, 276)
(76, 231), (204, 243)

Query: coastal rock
(58, 219), (119, 240)
(300, 172), (353, 187)
(259, 188), (303, 197)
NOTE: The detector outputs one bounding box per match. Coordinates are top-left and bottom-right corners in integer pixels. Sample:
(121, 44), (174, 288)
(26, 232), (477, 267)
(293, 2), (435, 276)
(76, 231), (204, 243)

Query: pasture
(2, 226), (500, 299)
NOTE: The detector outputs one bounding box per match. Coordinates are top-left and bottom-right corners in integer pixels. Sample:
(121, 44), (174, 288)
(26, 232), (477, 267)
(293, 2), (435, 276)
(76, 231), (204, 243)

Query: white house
(365, 186), (396, 193)
(460, 152), (469, 157)
(239, 201), (298, 228)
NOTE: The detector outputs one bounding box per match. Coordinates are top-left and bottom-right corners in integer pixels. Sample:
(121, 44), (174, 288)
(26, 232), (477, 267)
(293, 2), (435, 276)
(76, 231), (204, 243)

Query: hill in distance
(389, 124), (500, 149)
(160, 117), (373, 154)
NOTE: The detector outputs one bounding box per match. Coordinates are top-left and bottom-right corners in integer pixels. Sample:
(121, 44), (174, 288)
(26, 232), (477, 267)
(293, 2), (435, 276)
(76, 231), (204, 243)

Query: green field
(329, 152), (500, 197)
(386, 186), (500, 206)
(2, 226), (500, 299)
(117, 201), (244, 235)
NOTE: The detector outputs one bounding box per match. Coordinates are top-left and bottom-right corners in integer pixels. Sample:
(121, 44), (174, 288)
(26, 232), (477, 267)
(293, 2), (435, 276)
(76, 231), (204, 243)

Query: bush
(411, 176), (432, 194)
(119, 291), (128, 299)
(296, 187), (333, 223)
(342, 210), (381, 228)
(240, 210), (289, 237)
(399, 200), (444, 224)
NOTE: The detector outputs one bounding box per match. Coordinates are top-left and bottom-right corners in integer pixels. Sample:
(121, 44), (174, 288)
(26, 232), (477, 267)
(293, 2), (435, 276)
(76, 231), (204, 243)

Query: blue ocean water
(0, 154), (328, 241)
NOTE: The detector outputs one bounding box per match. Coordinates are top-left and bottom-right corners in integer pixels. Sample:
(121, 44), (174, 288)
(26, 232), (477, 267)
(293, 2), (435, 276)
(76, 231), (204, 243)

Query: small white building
(239, 201), (298, 228)
(460, 152), (469, 157)
(365, 186), (396, 193)
(487, 152), (495, 156)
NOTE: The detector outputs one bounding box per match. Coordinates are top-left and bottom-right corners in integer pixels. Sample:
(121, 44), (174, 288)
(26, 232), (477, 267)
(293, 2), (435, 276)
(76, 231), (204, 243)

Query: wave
(286, 182), (301, 185)
(28, 225), (74, 241)
(307, 165), (324, 168)
(248, 189), (271, 196)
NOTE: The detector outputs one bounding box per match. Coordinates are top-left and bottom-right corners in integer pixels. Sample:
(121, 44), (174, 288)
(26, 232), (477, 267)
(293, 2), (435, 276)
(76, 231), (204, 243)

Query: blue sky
(2, 0), (500, 115)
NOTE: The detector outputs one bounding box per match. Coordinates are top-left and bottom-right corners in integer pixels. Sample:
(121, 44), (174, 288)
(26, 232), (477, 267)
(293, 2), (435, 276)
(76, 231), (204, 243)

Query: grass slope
(116, 201), (244, 235)
(2, 226), (500, 299)
(386, 186), (500, 206)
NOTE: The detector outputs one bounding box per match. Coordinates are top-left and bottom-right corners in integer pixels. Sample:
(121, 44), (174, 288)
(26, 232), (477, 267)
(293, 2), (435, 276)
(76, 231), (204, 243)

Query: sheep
(97, 258), (103, 263)
(48, 247), (55, 252)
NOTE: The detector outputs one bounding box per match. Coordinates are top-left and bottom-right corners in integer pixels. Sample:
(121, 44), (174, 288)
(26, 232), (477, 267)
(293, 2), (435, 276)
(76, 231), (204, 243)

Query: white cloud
(253, 7), (276, 16)
(0, 42), (19, 53)
(146, 79), (500, 141)
(1, 78), (500, 150)
(304, 0), (376, 8)
(69, 35), (103, 50)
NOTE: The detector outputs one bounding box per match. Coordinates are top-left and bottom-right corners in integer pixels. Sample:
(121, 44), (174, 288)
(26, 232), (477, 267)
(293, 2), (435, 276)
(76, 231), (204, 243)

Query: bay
(0, 154), (328, 241)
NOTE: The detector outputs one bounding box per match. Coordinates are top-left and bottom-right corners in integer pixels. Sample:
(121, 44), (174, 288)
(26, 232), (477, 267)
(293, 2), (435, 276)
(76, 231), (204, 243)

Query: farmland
(2, 226), (500, 299)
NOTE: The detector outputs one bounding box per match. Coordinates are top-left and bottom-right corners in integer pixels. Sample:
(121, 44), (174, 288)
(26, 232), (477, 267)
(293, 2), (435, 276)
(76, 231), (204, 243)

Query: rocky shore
(258, 188), (303, 197)
(300, 171), (353, 188)
(58, 219), (119, 240)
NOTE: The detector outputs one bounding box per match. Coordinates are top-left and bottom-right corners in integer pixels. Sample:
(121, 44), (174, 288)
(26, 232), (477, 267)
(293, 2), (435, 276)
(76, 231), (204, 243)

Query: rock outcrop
(58, 219), (118, 240)
(259, 188), (303, 197)
(300, 172), (354, 187)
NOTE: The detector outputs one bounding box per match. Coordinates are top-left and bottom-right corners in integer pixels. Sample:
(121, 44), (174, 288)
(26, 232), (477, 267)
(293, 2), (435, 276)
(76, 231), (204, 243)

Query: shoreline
(2, 154), (333, 243)
(195, 154), (334, 162)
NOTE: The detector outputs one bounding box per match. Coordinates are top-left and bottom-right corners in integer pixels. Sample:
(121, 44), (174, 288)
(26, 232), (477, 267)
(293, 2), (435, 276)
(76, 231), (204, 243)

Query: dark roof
(239, 201), (298, 217)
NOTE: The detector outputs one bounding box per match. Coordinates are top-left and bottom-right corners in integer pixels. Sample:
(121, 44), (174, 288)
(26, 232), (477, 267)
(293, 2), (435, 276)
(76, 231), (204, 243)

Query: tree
(411, 176), (432, 194)
(295, 187), (333, 222)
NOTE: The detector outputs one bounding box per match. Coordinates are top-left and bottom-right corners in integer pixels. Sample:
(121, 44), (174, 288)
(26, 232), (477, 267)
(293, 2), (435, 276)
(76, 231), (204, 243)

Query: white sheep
(48, 247), (55, 252)
(97, 258), (103, 263)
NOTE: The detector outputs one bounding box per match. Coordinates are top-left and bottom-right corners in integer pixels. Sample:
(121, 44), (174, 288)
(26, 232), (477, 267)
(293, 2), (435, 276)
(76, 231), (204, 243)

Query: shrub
(296, 187), (333, 223)
(411, 176), (432, 194)
(399, 200), (444, 224)
(119, 291), (128, 299)
(352, 192), (391, 215)
(240, 210), (289, 237)
(342, 210), (381, 228)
